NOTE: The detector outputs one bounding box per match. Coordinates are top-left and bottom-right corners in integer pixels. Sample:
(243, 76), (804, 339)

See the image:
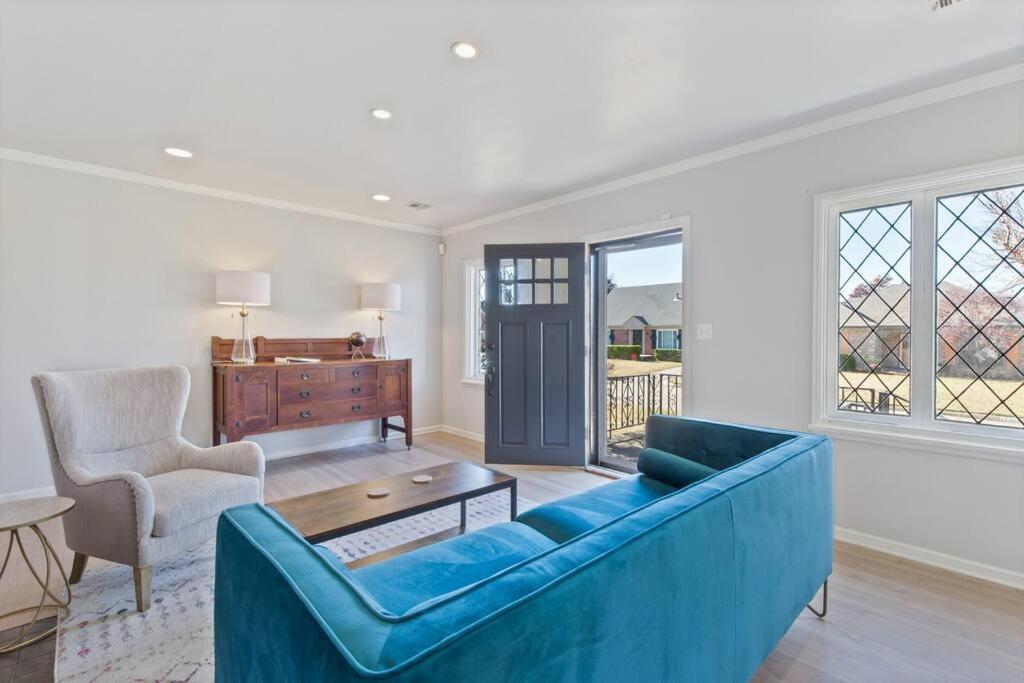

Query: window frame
(462, 258), (486, 386)
(812, 158), (1024, 462)
(656, 329), (681, 350)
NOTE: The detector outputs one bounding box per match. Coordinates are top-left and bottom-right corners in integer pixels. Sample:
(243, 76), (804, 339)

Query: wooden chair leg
(133, 566), (152, 612)
(69, 553), (88, 584)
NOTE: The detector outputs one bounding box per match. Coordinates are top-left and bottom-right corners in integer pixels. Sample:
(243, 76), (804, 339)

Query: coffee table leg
(459, 500), (467, 531)
(510, 481), (517, 521)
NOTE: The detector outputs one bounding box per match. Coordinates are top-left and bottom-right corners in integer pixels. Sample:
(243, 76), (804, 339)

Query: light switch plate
(696, 324), (713, 341)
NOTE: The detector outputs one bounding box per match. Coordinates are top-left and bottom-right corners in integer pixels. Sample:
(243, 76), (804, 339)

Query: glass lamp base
(231, 311), (256, 364)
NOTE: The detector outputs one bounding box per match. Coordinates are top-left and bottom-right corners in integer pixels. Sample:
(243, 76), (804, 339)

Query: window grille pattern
(935, 184), (1024, 428)
(837, 202), (912, 415)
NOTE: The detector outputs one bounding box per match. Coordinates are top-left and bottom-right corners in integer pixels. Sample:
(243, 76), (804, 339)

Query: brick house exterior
(606, 283), (682, 355)
(840, 283), (1023, 378)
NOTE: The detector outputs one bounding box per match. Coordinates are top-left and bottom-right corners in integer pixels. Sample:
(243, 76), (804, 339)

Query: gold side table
(0, 495), (75, 654)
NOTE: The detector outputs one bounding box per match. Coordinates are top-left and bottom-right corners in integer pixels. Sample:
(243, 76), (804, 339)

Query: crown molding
(442, 63), (1024, 237)
(0, 147), (440, 236)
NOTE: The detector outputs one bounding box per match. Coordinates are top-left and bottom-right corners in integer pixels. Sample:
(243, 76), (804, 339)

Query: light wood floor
(3, 431), (1023, 681)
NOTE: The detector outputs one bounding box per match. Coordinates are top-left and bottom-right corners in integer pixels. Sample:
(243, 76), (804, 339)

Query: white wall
(441, 81), (1024, 581)
(0, 160), (442, 496)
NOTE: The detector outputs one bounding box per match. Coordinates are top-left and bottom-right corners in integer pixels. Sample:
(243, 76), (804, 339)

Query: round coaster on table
(366, 487), (390, 499)
(411, 474), (433, 484)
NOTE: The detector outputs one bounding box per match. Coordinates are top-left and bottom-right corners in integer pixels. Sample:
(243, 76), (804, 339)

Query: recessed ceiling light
(371, 194), (391, 202)
(450, 42), (479, 59)
(370, 108), (393, 120)
(163, 147), (193, 158)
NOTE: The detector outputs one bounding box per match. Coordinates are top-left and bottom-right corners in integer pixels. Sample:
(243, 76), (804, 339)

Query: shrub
(607, 345), (640, 360)
(839, 353), (856, 372)
(654, 348), (681, 362)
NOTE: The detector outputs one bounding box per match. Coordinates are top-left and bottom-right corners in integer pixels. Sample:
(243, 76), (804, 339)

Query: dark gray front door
(484, 243), (586, 466)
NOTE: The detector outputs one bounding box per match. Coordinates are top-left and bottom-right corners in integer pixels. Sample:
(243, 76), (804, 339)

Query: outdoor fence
(607, 373), (682, 436)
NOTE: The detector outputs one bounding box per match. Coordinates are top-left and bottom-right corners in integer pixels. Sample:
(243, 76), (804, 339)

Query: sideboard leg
(405, 415), (412, 449)
(381, 418), (389, 442)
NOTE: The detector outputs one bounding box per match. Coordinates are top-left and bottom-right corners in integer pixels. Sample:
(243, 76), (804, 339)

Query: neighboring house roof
(841, 282), (1023, 330)
(840, 284), (910, 328)
(606, 283), (682, 328)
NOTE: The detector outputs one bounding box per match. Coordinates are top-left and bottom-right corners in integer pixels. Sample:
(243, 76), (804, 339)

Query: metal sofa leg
(805, 579), (828, 618)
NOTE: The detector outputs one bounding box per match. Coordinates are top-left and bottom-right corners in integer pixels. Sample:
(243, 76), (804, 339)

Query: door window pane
(837, 201), (911, 416)
(535, 282), (552, 304)
(516, 258), (533, 280)
(535, 258), (551, 279)
(499, 259), (515, 281)
(554, 282), (569, 304)
(500, 283), (515, 305)
(554, 257), (569, 279)
(516, 283), (533, 305)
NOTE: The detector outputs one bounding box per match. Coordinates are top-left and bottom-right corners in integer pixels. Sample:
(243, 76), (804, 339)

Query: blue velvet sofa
(214, 416), (833, 682)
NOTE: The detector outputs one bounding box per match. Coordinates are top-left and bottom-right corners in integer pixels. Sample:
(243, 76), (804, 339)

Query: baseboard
(440, 424), (485, 442)
(0, 485), (57, 504)
(262, 424), (444, 461)
(835, 526), (1024, 591)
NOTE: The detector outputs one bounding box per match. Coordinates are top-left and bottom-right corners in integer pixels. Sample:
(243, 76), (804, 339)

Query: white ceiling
(1, 1), (1023, 232)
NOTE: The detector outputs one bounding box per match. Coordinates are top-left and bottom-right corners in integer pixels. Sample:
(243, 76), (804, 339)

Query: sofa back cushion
(645, 415), (795, 470)
(35, 365), (189, 460)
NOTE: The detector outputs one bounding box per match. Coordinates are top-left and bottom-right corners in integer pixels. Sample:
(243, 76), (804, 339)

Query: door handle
(352, 369), (361, 377)
(351, 386), (362, 394)
(299, 410), (312, 419)
(300, 371), (311, 381)
(486, 366), (495, 396)
(299, 390), (311, 398)
(352, 404), (362, 413)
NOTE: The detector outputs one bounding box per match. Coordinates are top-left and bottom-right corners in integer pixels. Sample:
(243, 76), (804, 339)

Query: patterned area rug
(55, 492), (532, 681)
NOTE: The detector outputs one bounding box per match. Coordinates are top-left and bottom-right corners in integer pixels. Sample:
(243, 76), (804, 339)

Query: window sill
(461, 378), (485, 388)
(809, 419), (1024, 466)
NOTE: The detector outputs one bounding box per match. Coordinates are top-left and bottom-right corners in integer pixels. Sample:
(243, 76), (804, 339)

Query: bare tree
(978, 188), (1024, 288)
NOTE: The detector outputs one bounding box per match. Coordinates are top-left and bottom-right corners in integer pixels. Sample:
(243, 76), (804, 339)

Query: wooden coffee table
(271, 461), (517, 568)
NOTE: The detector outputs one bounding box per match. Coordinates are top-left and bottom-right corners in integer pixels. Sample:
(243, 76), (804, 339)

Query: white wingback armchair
(32, 365), (264, 611)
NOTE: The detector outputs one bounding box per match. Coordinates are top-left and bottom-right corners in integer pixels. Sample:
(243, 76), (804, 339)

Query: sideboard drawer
(279, 367), (332, 385)
(279, 380), (378, 406)
(279, 398), (379, 426)
(336, 365), (378, 381)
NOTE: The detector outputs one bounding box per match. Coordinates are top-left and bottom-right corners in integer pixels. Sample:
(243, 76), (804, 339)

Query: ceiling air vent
(405, 201), (433, 211)
(932, 0), (961, 10)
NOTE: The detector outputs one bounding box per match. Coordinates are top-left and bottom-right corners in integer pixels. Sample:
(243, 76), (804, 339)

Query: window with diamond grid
(837, 202), (912, 416)
(935, 184), (1024, 429)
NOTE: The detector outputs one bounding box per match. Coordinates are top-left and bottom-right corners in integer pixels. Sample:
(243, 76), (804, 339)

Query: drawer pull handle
(352, 405), (362, 413)
(351, 386), (362, 394)
(299, 390), (311, 398)
(299, 410), (312, 419)
(352, 369), (361, 378)
(300, 372), (311, 381)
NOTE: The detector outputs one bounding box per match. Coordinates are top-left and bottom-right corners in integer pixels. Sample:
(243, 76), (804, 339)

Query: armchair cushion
(148, 469), (260, 538)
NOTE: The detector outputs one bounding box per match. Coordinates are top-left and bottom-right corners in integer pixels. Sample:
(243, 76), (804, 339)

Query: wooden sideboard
(211, 336), (412, 448)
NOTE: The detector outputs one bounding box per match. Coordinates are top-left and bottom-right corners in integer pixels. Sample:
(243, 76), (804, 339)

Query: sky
(607, 243), (683, 287)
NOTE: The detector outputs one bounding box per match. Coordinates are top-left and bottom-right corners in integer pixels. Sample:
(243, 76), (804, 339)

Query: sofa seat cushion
(517, 475), (674, 544)
(637, 447), (718, 488)
(351, 521), (557, 615)
(147, 469), (260, 537)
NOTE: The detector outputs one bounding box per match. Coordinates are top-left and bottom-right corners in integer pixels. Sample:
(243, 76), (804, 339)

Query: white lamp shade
(216, 271), (271, 306)
(360, 283), (401, 311)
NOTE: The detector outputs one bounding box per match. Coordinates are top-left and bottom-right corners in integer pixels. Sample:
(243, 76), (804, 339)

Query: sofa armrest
(180, 440), (265, 494)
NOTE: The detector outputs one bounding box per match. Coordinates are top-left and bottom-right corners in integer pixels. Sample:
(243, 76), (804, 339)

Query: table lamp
(360, 283), (401, 359)
(216, 271), (271, 364)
